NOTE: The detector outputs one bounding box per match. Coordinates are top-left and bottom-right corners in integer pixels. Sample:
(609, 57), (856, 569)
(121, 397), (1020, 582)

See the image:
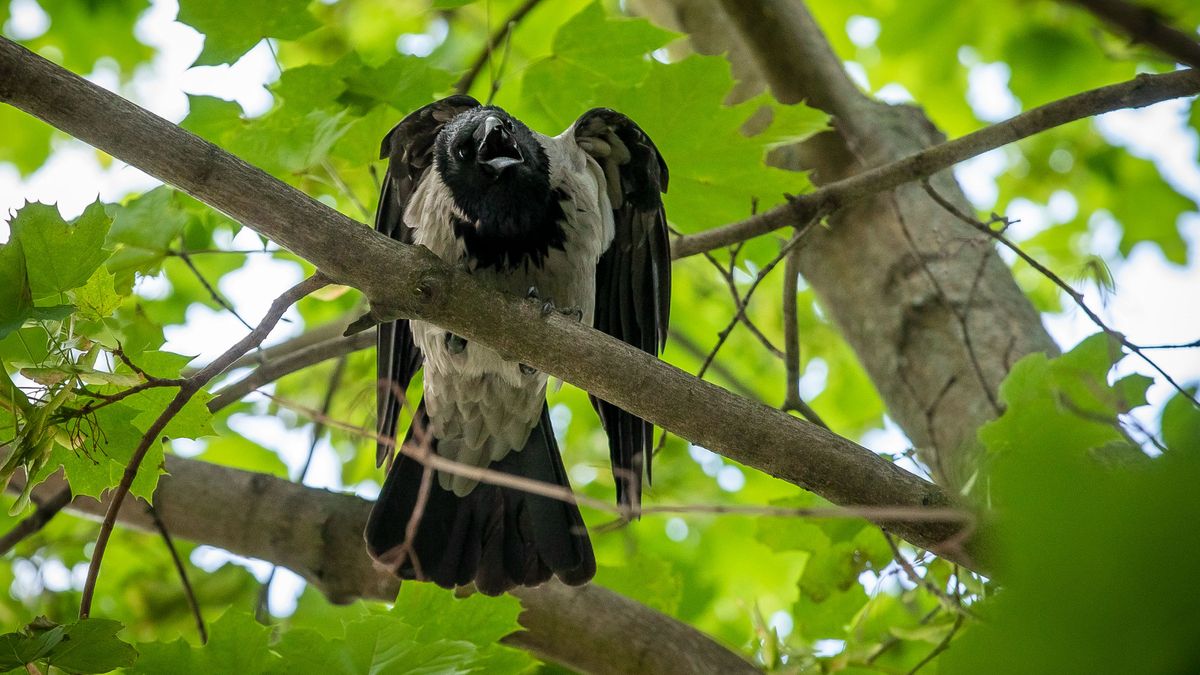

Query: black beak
(474, 116), (523, 176)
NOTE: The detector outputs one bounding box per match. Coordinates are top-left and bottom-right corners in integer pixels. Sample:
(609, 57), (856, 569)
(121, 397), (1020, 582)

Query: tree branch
(79, 275), (328, 618)
(671, 67), (1200, 258)
(16, 456), (757, 675)
(453, 0), (546, 95)
(1061, 0), (1200, 69)
(0, 36), (983, 569)
(209, 329), (372, 411)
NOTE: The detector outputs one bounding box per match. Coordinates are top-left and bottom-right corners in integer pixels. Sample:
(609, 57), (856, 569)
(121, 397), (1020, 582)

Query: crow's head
(435, 107), (550, 218)
(433, 106), (564, 268)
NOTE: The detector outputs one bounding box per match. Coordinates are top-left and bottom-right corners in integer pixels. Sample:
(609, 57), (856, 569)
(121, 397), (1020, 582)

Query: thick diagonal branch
(0, 36), (981, 567)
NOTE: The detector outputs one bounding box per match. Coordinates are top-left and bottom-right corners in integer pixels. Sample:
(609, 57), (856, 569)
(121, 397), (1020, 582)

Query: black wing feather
(573, 108), (671, 508)
(375, 95), (480, 467)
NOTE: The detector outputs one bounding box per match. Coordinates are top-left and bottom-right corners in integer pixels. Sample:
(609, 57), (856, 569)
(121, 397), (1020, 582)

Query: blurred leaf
(198, 435), (289, 476)
(1161, 388), (1200, 452)
(0, 240), (33, 340)
(595, 556), (684, 614)
(106, 187), (192, 277)
(0, 107), (54, 176)
(178, 0), (320, 66)
(20, 0), (152, 75)
(943, 443), (1200, 673)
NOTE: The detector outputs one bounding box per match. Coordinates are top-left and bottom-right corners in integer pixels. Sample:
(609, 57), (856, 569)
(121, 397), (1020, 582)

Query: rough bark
(0, 36), (981, 568)
(641, 0), (1060, 490)
(14, 457), (756, 675)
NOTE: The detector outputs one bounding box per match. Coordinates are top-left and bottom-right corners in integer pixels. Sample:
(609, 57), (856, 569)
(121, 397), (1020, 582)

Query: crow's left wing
(572, 108), (671, 508)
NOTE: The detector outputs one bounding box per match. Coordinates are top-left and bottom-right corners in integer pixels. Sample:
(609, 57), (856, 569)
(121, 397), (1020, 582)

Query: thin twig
(148, 505), (206, 643)
(78, 274), (328, 619)
(883, 533), (975, 618)
(453, 0), (545, 95)
(780, 240), (828, 428)
(1139, 338), (1200, 350)
(906, 613), (965, 675)
(0, 485), (71, 555)
(175, 249), (254, 331)
(209, 331), (372, 412)
(321, 160), (371, 221)
(922, 180), (1200, 409)
(697, 229), (812, 382)
(700, 249), (785, 359)
(891, 191), (1001, 414)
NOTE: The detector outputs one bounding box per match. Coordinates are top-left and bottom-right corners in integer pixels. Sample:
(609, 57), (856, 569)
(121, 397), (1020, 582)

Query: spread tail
(365, 401), (595, 595)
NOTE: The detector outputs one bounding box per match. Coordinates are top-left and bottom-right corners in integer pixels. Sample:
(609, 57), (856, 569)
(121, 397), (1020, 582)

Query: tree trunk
(638, 0), (1059, 491)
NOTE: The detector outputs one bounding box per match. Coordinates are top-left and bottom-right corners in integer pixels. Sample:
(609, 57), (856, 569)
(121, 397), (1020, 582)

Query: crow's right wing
(374, 95), (480, 467)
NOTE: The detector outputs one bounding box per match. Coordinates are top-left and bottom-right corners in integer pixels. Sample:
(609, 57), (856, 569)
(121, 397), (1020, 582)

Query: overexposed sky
(2, 0), (1198, 615)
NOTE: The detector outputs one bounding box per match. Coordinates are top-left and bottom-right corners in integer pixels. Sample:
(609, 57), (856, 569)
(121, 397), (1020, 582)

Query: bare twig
(454, 0), (546, 95)
(922, 180), (1200, 409)
(321, 160), (371, 221)
(209, 330), (372, 411)
(906, 613), (965, 675)
(671, 69), (1200, 258)
(79, 274), (328, 619)
(780, 241), (828, 429)
(148, 505), (206, 643)
(891, 192), (1001, 414)
(1061, 0), (1200, 69)
(176, 249), (254, 331)
(698, 229), (812, 382)
(1139, 338), (1200, 350)
(0, 485), (71, 555)
(700, 248), (785, 359)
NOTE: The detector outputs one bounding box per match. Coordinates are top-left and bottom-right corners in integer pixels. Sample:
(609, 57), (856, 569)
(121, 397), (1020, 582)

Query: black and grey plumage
(364, 95), (671, 595)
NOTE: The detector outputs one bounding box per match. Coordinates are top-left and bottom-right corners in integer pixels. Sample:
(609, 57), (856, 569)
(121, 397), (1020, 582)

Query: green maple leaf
(177, 0), (320, 66)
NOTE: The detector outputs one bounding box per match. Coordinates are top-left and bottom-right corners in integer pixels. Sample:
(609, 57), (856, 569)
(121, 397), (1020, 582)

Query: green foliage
(0, 617), (137, 674)
(2, 0), (1198, 672)
(979, 333), (1149, 458)
(945, 435), (1200, 673)
(177, 0), (320, 66)
(133, 586), (532, 674)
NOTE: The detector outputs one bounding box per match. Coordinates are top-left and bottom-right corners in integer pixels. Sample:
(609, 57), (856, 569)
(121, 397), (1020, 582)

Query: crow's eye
(455, 145), (468, 160)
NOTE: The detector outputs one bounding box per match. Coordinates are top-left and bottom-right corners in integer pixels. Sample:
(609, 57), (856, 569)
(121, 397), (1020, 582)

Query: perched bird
(364, 95), (671, 595)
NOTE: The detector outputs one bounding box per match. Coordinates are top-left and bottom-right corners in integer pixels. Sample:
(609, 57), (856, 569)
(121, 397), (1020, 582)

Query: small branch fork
(78, 274), (329, 619)
(921, 180), (1200, 409)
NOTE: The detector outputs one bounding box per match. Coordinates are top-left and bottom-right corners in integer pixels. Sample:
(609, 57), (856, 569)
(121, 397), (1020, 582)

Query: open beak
(474, 116), (523, 176)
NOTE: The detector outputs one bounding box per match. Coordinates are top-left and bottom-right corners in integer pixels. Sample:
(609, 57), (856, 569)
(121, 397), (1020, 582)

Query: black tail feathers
(365, 402), (595, 595)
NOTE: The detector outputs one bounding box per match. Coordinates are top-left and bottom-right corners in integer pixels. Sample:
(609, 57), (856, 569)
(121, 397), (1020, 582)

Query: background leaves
(0, 0), (1198, 672)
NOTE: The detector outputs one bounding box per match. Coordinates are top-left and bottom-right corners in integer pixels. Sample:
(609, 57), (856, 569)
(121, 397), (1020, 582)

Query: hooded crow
(364, 96), (670, 595)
